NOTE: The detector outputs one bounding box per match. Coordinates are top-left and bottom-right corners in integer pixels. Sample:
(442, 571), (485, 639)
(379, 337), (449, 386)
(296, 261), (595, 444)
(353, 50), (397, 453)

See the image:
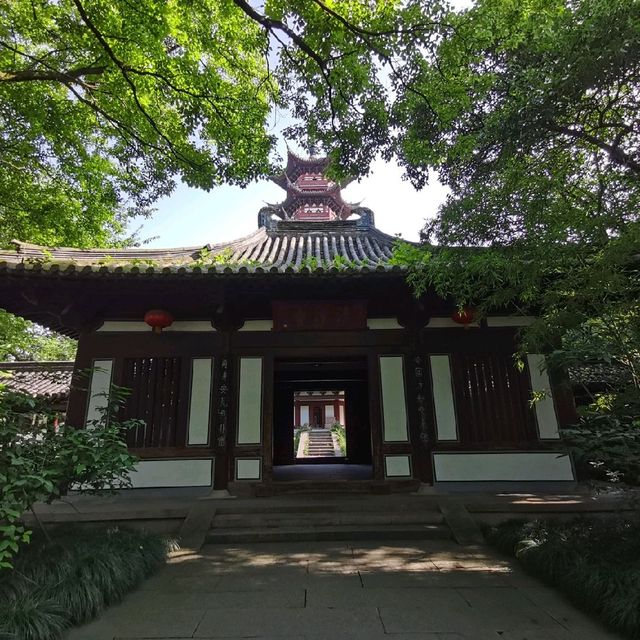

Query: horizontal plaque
(273, 300), (367, 331)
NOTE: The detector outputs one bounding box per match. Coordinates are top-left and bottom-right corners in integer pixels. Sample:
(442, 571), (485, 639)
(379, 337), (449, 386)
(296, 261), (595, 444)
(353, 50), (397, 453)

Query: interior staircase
(205, 496), (451, 544)
(305, 429), (335, 457)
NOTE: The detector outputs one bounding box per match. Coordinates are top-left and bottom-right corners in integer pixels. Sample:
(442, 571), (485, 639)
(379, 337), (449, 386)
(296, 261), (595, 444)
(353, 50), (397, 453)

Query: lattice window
(121, 357), (181, 448)
(450, 353), (538, 445)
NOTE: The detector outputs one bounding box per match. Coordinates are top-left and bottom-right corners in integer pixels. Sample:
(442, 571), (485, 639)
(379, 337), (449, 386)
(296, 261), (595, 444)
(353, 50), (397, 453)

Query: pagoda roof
(266, 180), (357, 219)
(281, 147), (330, 182)
(0, 219), (404, 278)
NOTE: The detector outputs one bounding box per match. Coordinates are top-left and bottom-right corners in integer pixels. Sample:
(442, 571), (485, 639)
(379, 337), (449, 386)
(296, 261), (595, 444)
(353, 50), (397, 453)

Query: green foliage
(486, 518), (640, 638)
(191, 247), (260, 269)
(300, 255), (321, 271)
(330, 423), (347, 456)
(0, 310), (77, 362)
(0, 382), (140, 567)
(562, 408), (640, 485)
(293, 425), (311, 457)
(0, 0), (278, 251)
(0, 527), (171, 640)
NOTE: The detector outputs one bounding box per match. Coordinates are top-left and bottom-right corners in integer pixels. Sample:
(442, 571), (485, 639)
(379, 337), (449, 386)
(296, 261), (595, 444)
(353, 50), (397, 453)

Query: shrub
(0, 382), (141, 567)
(331, 423), (346, 456)
(0, 527), (171, 640)
(486, 518), (640, 638)
(561, 408), (640, 485)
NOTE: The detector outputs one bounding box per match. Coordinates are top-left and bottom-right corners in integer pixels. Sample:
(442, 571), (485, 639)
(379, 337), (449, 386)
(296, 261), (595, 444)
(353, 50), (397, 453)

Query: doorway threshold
(273, 464), (372, 482)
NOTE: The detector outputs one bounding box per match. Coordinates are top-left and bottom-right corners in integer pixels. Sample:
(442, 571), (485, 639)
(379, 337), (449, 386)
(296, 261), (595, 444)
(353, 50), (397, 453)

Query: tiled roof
(0, 361), (73, 400)
(0, 219), (404, 278)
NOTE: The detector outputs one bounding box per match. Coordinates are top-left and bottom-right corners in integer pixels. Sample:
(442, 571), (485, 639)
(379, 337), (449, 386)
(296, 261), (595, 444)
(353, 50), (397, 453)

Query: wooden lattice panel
(122, 357), (182, 448)
(449, 353), (538, 445)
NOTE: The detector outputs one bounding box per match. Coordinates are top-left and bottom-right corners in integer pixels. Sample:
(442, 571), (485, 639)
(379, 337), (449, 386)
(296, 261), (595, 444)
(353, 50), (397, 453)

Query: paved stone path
(68, 539), (621, 640)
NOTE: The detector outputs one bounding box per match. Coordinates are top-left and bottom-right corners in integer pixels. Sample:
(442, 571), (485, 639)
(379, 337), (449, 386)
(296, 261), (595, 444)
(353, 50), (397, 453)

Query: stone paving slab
(194, 607), (385, 637)
(67, 539), (621, 640)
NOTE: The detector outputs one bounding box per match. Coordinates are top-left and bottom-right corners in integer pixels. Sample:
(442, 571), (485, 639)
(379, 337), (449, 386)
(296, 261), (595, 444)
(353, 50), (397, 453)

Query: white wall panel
(367, 318), (403, 330)
(430, 355), (458, 441)
(187, 358), (213, 445)
(129, 459), (213, 488)
(433, 452), (574, 482)
(379, 356), (409, 442)
(85, 359), (113, 424)
(239, 320), (273, 332)
(385, 455), (412, 478)
(237, 357), (263, 445)
(236, 458), (261, 480)
(299, 405), (309, 426)
(527, 354), (561, 439)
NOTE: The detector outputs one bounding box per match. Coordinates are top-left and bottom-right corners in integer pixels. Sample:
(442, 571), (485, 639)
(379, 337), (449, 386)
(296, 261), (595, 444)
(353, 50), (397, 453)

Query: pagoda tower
(267, 148), (357, 222)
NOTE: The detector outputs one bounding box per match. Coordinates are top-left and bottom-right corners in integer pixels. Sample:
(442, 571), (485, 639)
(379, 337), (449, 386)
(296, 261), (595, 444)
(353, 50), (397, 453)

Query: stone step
(215, 499), (438, 516)
(205, 523), (451, 544)
(252, 479), (421, 496)
(211, 511), (444, 529)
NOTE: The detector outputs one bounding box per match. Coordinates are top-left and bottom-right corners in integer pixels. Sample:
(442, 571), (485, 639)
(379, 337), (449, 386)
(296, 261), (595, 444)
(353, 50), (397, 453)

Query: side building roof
(0, 361), (73, 401)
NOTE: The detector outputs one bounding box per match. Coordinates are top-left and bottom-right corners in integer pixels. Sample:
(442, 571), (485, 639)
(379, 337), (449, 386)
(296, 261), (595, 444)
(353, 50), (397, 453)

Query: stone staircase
(205, 496), (451, 544)
(305, 429), (336, 457)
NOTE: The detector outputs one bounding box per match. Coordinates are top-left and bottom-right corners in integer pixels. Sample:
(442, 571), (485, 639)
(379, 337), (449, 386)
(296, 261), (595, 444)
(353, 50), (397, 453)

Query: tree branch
(71, 0), (204, 169)
(0, 65), (105, 84)
(546, 123), (640, 175)
(230, 0), (327, 71)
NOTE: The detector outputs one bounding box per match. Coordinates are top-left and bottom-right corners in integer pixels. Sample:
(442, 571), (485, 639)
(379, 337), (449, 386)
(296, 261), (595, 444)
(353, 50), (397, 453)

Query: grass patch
(0, 526), (174, 640)
(486, 517), (640, 639)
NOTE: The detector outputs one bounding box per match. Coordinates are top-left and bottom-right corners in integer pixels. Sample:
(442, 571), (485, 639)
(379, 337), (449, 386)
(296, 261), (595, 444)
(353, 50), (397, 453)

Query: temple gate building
(0, 150), (576, 492)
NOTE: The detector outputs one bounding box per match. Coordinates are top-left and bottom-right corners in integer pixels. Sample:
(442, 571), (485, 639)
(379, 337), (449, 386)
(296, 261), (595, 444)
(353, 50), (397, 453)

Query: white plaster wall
(98, 321), (215, 332)
(85, 359), (113, 424)
(426, 318), (480, 328)
(187, 358), (213, 445)
(325, 404), (335, 422)
(237, 357), (263, 444)
(339, 404), (345, 426)
(527, 354), (561, 439)
(430, 355), (458, 441)
(433, 452), (574, 482)
(486, 316), (536, 327)
(379, 356), (409, 442)
(299, 405), (309, 426)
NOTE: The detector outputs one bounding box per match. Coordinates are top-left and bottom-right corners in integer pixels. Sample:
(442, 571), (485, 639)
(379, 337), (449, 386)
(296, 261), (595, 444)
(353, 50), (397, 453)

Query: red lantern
(144, 309), (174, 333)
(451, 307), (474, 327)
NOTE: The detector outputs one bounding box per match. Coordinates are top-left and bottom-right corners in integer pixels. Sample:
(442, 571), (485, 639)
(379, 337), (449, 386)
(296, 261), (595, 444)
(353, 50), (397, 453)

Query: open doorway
(294, 390), (346, 460)
(272, 358), (372, 481)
